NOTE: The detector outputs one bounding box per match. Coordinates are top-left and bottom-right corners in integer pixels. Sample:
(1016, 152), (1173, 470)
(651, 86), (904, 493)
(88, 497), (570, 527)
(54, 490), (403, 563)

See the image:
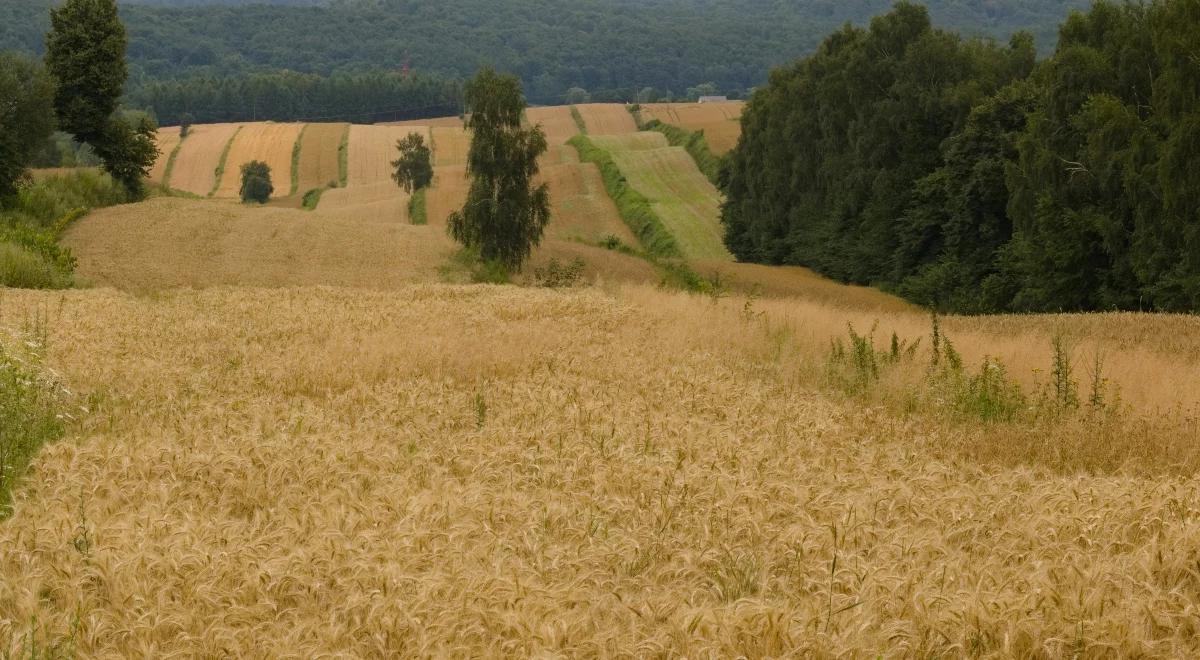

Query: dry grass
(591, 133), (732, 260)
(0, 279), (1198, 656)
(640, 102), (745, 154)
(214, 123), (305, 198)
(165, 123), (242, 197)
(293, 123), (349, 193)
(526, 106), (581, 145)
(60, 197), (452, 291)
(147, 126), (183, 184)
(574, 103), (638, 135)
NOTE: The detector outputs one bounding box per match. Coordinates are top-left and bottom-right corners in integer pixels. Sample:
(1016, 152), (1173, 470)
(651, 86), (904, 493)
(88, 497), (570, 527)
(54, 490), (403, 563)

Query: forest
(722, 0), (1200, 313)
(1, 0), (1087, 105)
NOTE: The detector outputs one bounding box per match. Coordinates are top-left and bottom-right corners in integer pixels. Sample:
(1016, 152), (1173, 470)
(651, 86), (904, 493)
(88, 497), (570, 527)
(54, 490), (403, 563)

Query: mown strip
(408, 188), (428, 225)
(290, 124), (308, 196)
(208, 125), (242, 198)
(640, 119), (721, 186)
(568, 134), (680, 259)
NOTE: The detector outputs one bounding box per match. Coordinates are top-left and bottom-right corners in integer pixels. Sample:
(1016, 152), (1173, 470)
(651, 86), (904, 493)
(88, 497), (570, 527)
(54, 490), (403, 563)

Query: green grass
(161, 128), (188, 190)
(0, 322), (66, 517)
(586, 134), (732, 261)
(641, 119), (722, 186)
(290, 124), (308, 196)
(209, 126), (242, 198)
(568, 135), (679, 259)
(337, 124), (350, 188)
(301, 187), (326, 210)
(570, 106), (588, 135)
(408, 187), (428, 225)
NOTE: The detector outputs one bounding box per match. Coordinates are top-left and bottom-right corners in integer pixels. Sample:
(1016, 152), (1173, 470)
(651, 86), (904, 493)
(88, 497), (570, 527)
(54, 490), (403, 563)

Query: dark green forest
(2, 0), (1086, 106)
(722, 0), (1200, 313)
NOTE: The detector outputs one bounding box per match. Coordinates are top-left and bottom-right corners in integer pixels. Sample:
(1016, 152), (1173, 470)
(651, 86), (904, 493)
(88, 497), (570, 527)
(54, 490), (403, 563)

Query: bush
(533, 257), (586, 288)
(0, 242), (72, 289)
(240, 160), (273, 204)
(6, 169), (126, 229)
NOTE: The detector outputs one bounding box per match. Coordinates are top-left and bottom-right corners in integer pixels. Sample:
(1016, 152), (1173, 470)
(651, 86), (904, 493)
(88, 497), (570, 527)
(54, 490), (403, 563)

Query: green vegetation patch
(301, 187), (326, 211)
(408, 188), (428, 225)
(289, 123), (307, 196)
(569, 106), (588, 135)
(641, 119), (721, 186)
(568, 135), (679, 259)
(0, 326), (67, 516)
(161, 128), (187, 190)
(336, 124), (350, 188)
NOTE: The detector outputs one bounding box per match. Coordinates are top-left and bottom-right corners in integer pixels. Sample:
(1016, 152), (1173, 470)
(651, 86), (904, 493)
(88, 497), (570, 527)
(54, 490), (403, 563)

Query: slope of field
(526, 106), (579, 145)
(2, 273), (1199, 655)
(346, 125), (429, 186)
(148, 126), (183, 184)
(430, 126), (469, 167)
(294, 123), (348, 193)
(213, 122), (304, 198)
(317, 182), (411, 223)
(574, 103), (638, 135)
(538, 146), (635, 246)
(591, 133), (732, 260)
(640, 102), (745, 154)
(62, 198), (452, 290)
(425, 127), (471, 225)
(166, 122), (242, 196)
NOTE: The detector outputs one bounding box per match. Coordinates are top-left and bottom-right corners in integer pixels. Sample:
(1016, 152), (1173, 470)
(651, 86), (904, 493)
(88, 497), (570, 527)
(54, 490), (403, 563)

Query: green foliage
(0, 242), (71, 289)
(0, 53), (56, 198)
(290, 125), (305, 196)
(570, 106), (587, 134)
(179, 112), (195, 138)
(448, 68), (551, 272)
(0, 328), (66, 514)
(301, 187), (325, 210)
(44, 0), (127, 146)
(641, 119), (721, 186)
(408, 187), (427, 225)
(91, 114), (159, 199)
(336, 125), (349, 187)
(239, 160), (273, 204)
(533, 257), (586, 288)
(569, 135), (680, 259)
(391, 133), (433, 194)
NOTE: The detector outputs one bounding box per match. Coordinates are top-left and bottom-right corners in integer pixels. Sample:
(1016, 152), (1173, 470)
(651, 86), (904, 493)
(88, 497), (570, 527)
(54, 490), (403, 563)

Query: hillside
(1, 0), (1089, 104)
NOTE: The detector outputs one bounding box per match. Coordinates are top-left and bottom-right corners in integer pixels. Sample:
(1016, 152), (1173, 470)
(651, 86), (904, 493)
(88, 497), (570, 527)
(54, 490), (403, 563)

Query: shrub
(0, 242), (72, 289)
(533, 257), (586, 288)
(240, 160), (273, 204)
(179, 113), (195, 138)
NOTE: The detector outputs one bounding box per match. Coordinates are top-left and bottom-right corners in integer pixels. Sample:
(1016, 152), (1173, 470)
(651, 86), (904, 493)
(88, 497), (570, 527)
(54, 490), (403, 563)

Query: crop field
(213, 123), (304, 198)
(423, 127), (472, 225)
(431, 126), (470, 167)
(165, 123), (242, 196)
(640, 102), (745, 154)
(526, 106), (580, 145)
(538, 146), (636, 245)
(346, 125), (429, 187)
(591, 133), (732, 260)
(382, 116), (465, 129)
(574, 103), (638, 135)
(293, 123), (349, 194)
(147, 126), (183, 184)
(317, 182), (412, 223)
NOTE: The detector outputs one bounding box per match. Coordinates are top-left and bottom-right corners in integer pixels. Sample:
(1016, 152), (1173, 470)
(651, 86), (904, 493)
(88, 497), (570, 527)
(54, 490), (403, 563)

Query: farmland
(640, 102), (745, 154)
(4, 101), (1200, 657)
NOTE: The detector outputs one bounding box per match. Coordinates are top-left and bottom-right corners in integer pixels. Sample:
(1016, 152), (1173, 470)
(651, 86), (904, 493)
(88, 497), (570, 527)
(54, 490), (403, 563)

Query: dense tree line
(722, 0), (1200, 313)
(127, 71), (463, 124)
(2, 0), (1086, 105)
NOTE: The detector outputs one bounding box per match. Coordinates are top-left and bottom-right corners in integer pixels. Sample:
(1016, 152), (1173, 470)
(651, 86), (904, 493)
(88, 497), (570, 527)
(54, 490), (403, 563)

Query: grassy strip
(570, 106), (588, 135)
(301, 187), (326, 210)
(290, 123), (308, 196)
(209, 125), (242, 198)
(0, 326), (66, 516)
(568, 134), (680, 259)
(641, 119), (722, 186)
(161, 128), (187, 190)
(336, 124), (350, 188)
(408, 187), (428, 225)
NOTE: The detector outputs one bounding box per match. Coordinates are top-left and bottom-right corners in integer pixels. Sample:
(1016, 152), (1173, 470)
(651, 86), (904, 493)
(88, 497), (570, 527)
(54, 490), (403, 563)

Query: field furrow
(166, 123), (242, 197)
(214, 123), (305, 198)
(295, 123), (349, 194)
(574, 103), (638, 135)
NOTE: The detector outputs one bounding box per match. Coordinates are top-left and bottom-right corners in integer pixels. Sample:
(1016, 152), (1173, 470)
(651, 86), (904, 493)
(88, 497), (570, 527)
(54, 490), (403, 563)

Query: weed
(0, 315), (66, 516)
(533, 257), (586, 288)
(408, 188), (428, 225)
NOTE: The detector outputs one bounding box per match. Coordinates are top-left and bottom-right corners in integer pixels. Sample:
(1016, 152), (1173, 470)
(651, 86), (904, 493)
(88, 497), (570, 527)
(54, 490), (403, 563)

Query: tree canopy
(0, 52), (56, 199)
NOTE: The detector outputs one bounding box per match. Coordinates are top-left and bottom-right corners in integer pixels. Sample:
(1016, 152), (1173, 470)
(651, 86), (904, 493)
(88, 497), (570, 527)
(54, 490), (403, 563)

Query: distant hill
(3, 0), (1089, 103)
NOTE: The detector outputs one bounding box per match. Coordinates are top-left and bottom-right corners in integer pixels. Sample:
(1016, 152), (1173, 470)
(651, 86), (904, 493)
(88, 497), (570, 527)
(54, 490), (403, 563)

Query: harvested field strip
(431, 126), (469, 167)
(526, 106), (580, 145)
(61, 197), (451, 290)
(166, 123), (242, 197)
(381, 116), (464, 129)
(538, 146), (636, 246)
(640, 102), (745, 154)
(346, 125), (429, 187)
(148, 127), (183, 184)
(214, 123), (305, 198)
(294, 123), (349, 194)
(2, 281), (1199, 655)
(574, 103), (638, 135)
(591, 134), (732, 260)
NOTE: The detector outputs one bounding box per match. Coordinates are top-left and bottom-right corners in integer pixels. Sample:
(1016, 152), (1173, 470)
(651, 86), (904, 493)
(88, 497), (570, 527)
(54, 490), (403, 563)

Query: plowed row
(214, 123), (304, 198)
(167, 123), (242, 196)
(640, 102), (744, 154)
(591, 133), (731, 260)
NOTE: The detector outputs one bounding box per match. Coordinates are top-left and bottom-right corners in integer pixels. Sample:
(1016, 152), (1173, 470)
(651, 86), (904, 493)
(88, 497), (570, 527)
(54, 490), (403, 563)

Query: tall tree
(0, 53), (56, 199)
(448, 68), (550, 271)
(391, 133), (433, 194)
(45, 0), (156, 197)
